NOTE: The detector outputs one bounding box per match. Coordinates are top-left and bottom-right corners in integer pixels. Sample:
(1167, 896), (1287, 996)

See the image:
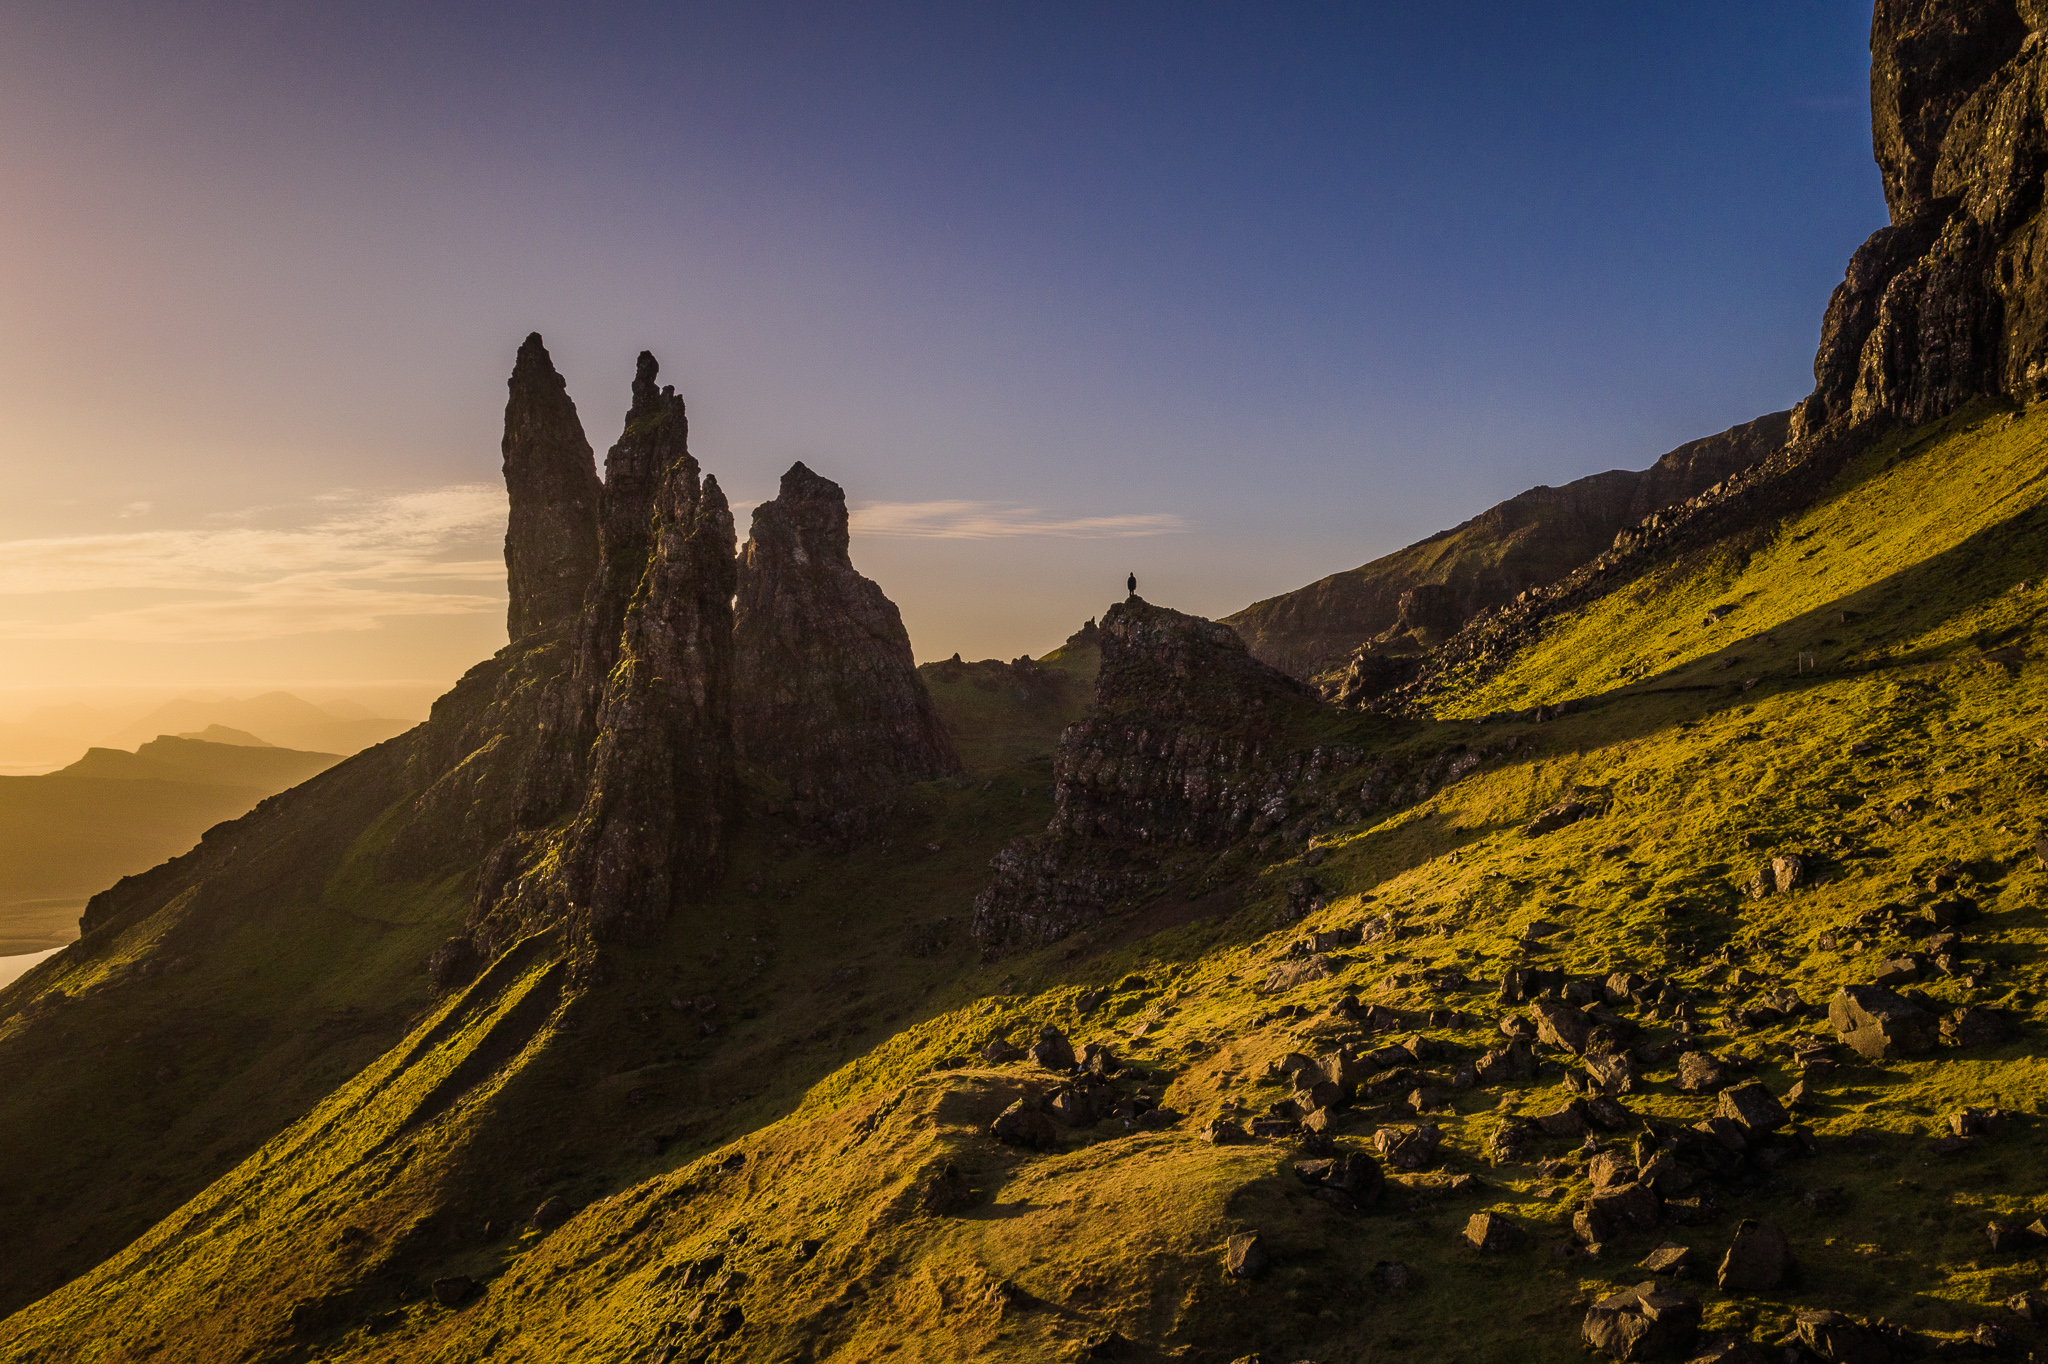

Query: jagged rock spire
(734, 461), (961, 834)
(501, 333), (601, 643)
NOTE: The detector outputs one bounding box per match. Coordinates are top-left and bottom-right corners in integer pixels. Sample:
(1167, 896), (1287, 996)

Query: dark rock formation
(970, 600), (1329, 948)
(733, 462), (960, 833)
(1793, 2), (2048, 438)
(501, 333), (602, 645)
(470, 351), (741, 949)
(1225, 412), (1789, 680)
(972, 599), (1504, 950)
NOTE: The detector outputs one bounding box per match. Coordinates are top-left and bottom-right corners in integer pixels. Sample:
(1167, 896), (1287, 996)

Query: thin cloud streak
(0, 485), (507, 643)
(849, 500), (1187, 540)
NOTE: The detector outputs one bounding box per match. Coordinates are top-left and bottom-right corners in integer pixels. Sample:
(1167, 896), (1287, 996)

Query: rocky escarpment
(972, 598), (1494, 950)
(733, 462), (960, 836)
(1793, 1), (2048, 437)
(1225, 412), (1789, 681)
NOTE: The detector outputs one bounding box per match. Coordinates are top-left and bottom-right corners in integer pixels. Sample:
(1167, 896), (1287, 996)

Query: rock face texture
(972, 598), (1494, 950)
(733, 462), (960, 833)
(390, 341), (938, 956)
(501, 334), (603, 646)
(1225, 413), (1790, 680)
(1793, 2), (2048, 438)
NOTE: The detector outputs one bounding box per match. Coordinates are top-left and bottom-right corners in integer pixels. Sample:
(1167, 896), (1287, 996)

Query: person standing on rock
(1127, 572), (1136, 596)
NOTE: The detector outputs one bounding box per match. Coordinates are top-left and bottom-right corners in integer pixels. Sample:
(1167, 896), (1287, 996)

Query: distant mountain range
(0, 734), (343, 954)
(0, 691), (413, 768)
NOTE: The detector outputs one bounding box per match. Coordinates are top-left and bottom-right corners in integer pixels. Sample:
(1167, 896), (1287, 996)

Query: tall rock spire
(733, 461), (961, 836)
(500, 333), (601, 643)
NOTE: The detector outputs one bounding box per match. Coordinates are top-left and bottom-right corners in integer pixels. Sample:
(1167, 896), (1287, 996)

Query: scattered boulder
(1294, 1152), (1384, 1208)
(990, 1099), (1059, 1150)
(1638, 1243), (1697, 1277)
(2009, 1289), (2048, 1323)
(1464, 1211), (1525, 1252)
(1078, 1042), (1122, 1076)
(1586, 1052), (1637, 1095)
(1676, 1052), (1734, 1093)
(1793, 1310), (1891, 1364)
(980, 1038), (1024, 1063)
(1715, 1219), (1793, 1292)
(1374, 1125), (1442, 1169)
(1580, 1280), (1701, 1361)
(1588, 1152), (1637, 1189)
(431, 1276), (477, 1307)
(1526, 797), (1592, 836)
(1225, 1232), (1270, 1279)
(1475, 1040), (1536, 1084)
(1772, 855), (1807, 893)
(1534, 1100), (1592, 1139)
(1587, 1182), (1661, 1236)
(1716, 1083), (1787, 1136)
(1871, 955), (1922, 988)
(1030, 1026), (1076, 1071)
(1585, 1095), (1636, 1131)
(1374, 1260), (1411, 1290)
(531, 1197), (574, 1231)
(1984, 1218), (2041, 1253)
(1262, 957), (1334, 994)
(1202, 1118), (1249, 1145)
(1828, 985), (1937, 1060)
(1530, 998), (1596, 1054)
(1942, 1006), (2007, 1048)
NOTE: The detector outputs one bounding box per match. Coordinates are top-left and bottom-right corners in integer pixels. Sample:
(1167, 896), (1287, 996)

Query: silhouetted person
(1127, 572), (1136, 596)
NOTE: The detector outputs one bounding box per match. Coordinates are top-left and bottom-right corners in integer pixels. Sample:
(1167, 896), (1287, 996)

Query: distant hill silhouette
(0, 735), (341, 954)
(103, 692), (410, 756)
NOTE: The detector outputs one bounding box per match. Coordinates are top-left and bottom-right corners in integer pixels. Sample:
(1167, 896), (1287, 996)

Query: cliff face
(1794, 1), (2048, 436)
(1224, 412), (1789, 680)
(500, 334), (602, 646)
(971, 598), (1485, 950)
(733, 462), (961, 834)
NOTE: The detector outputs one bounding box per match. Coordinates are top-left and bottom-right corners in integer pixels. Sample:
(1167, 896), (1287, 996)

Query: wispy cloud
(849, 500), (1186, 539)
(0, 485), (507, 642)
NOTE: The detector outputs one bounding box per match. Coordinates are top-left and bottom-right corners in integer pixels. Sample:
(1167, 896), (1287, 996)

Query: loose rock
(1829, 985), (1937, 1060)
(1464, 1211), (1524, 1252)
(1225, 1232), (1269, 1279)
(1580, 1279), (1701, 1361)
(1715, 1219), (1793, 1292)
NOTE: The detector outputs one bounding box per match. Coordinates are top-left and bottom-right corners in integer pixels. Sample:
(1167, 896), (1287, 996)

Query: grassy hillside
(0, 405), (2044, 1363)
(0, 738), (343, 953)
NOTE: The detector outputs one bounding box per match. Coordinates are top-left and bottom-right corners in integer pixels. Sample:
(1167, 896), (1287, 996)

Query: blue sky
(0, 1), (1884, 683)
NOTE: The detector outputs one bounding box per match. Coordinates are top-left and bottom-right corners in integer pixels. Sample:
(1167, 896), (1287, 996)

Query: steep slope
(1225, 412), (1790, 681)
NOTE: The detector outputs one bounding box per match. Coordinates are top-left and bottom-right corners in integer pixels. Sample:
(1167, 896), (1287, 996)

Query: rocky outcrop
(972, 599), (1493, 949)
(733, 462), (960, 834)
(1793, 2), (2048, 438)
(1224, 413), (1789, 680)
(501, 334), (602, 645)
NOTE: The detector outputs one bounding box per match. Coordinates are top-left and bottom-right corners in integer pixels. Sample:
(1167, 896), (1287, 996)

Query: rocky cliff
(1224, 412), (1789, 681)
(733, 461), (960, 836)
(500, 334), (602, 646)
(972, 598), (1488, 949)
(1794, 0), (2048, 437)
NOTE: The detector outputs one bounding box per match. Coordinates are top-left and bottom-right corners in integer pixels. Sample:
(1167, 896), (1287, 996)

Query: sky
(0, 1), (1887, 695)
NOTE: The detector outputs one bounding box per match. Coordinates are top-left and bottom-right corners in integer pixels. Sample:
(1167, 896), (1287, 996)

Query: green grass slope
(1, 408), (2045, 1363)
